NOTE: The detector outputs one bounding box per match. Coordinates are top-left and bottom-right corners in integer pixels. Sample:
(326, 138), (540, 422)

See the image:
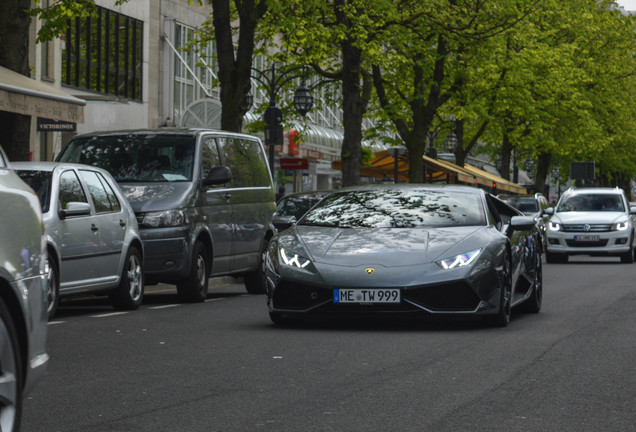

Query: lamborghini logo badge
(365, 268), (375, 275)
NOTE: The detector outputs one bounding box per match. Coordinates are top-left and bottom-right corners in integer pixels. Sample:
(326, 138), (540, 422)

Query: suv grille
(562, 224), (611, 232)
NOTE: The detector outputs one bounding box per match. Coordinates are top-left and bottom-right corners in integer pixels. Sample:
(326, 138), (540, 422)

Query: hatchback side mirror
(58, 201), (91, 220)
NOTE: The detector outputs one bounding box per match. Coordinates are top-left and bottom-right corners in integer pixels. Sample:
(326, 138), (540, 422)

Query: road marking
(91, 312), (129, 318)
(149, 304), (180, 309)
(48, 321), (65, 325)
(205, 298), (225, 303)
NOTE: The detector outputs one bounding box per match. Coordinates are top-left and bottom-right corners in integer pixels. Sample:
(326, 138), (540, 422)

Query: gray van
(57, 129), (276, 300)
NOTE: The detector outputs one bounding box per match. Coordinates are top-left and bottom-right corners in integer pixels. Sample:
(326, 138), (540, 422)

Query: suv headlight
(548, 221), (561, 231)
(141, 209), (186, 227)
(612, 220), (629, 231)
(279, 247), (311, 268)
(437, 249), (481, 270)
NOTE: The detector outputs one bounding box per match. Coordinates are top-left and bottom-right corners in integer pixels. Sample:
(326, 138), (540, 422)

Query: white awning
(0, 65), (85, 123)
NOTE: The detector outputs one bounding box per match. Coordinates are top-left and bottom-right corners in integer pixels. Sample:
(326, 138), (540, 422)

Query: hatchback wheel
(110, 247), (144, 310)
(46, 256), (60, 320)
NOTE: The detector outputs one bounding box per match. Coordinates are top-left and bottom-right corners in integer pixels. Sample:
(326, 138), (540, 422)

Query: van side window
(219, 137), (270, 188)
(201, 138), (222, 183)
(59, 170), (89, 211)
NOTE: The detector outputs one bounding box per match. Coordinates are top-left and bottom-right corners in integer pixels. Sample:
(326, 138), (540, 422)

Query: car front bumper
(545, 229), (632, 255)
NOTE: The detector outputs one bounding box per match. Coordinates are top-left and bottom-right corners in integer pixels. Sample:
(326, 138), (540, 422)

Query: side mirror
(510, 215), (535, 232)
(272, 215), (297, 232)
(58, 201), (91, 220)
(544, 207), (554, 215)
(630, 205), (636, 215)
(202, 166), (232, 187)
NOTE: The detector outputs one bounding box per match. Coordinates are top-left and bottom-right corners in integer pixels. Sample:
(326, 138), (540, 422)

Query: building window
(173, 23), (217, 123)
(62, 6), (143, 101)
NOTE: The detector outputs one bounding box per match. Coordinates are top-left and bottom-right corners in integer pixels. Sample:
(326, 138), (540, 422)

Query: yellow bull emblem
(365, 268), (375, 275)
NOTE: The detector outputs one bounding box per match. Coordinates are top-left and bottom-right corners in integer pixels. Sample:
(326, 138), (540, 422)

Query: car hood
(292, 225), (485, 267)
(552, 211), (628, 224)
(119, 183), (193, 213)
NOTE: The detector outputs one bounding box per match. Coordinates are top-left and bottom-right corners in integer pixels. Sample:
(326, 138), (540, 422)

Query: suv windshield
(557, 193), (625, 212)
(58, 134), (196, 182)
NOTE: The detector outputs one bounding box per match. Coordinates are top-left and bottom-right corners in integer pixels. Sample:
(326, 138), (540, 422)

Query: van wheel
(110, 247), (144, 310)
(244, 239), (268, 294)
(0, 298), (23, 432)
(46, 256), (60, 320)
(177, 241), (209, 302)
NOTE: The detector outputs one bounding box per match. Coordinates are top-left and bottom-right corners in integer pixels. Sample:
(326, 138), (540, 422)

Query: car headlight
(279, 247), (311, 268)
(612, 220), (629, 231)
(437, 249), (481, 270)
(548, 221), (561, 231)
(141, 209), (186, 227)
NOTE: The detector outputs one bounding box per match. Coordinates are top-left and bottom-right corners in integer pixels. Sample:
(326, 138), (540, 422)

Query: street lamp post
(390, 146), (407, 184)
(245, 62), (314, 179)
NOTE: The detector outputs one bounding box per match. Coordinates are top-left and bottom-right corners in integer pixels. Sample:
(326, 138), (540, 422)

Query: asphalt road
(22, 256), (636, 432)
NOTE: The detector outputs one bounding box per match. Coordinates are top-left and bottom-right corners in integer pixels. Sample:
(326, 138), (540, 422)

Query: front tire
(0, 298), (23, 432)
(620, 235), (634, 263)
(244, 238), (269, 294)
(521, 247), (542, 314)
(487, 250), (512, 327)
(110, 247), (144, 310)
(177, 241), (209, 302)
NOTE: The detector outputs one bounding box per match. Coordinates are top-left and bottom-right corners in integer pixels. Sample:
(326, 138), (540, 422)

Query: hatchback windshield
(58, 134), (196, 182)
(301, 188), (486, 228)
(557, 193), (625, 212)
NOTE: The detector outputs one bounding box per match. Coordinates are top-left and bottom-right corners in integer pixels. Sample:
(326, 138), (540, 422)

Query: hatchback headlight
(548, 221), (561, 231)
(612, 220), (629, 231)
(141, 209), (186, 227)
(279, 247), (311, 268)
(437, 249), (481, 270)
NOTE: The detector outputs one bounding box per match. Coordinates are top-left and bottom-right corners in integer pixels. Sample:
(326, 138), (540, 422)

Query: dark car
(272, 190), (331, 231)
(499, 193), (549, 252)
(265, 184), (543, 327)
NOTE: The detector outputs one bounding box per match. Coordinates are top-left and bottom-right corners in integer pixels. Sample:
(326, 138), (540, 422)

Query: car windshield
(504, 198), (539, 214)
(557, 193), (625, 212)
(300, 188), (486, 228)
(57, 134), (196, 182)
(276, 195), (323, 219)
(16, 170), (53, 213)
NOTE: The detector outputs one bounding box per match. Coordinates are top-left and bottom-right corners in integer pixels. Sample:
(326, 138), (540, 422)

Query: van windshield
(58, 134), (196, 182)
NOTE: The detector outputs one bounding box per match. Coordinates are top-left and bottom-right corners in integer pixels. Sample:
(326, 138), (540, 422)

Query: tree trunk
(0, 0), (34, 161)
(212, 0), (262, 133)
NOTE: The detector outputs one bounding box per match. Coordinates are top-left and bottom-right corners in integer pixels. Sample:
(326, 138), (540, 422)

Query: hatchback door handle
(91, 224), (99, 232)
(119, 219), (126, 227)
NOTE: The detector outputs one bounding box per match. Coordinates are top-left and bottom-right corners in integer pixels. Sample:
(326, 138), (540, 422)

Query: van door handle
(91, 224), (99, 232)
(225, 192), (232, 200)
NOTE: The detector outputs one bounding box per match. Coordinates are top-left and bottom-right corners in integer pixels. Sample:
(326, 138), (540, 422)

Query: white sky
(616, 0), (636, 10)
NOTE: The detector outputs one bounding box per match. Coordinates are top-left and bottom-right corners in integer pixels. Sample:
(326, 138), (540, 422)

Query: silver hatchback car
(0, 148), (49, 430)
(13, 162), (144, 318)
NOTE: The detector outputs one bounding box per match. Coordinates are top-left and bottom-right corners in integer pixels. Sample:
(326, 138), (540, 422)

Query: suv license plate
(574, 235), (600, 241)
(333, 289), (400, 304)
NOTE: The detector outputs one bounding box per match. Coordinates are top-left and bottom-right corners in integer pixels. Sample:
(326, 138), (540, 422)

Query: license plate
(333, 289), (400, 304)
(574, 235), (600, 241)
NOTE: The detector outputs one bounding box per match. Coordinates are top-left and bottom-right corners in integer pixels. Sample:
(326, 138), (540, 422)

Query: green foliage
(30, 0), (128, 43)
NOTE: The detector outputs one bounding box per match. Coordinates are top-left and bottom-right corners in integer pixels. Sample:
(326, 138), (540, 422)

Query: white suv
(545, 187), (636, 263)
